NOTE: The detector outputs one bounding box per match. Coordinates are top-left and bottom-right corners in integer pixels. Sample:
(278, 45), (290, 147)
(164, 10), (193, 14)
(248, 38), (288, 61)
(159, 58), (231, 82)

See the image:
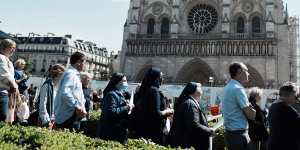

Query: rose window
(188, 4), (218, 33)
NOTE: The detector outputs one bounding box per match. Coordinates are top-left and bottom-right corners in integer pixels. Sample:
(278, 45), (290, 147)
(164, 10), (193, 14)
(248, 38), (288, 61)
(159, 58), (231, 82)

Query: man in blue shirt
(54, 52), (87, 130)
(222, 62), (256, 150)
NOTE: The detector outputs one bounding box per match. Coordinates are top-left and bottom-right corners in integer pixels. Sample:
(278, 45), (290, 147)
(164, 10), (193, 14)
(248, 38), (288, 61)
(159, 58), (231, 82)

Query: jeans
(0, 93), (9, 122)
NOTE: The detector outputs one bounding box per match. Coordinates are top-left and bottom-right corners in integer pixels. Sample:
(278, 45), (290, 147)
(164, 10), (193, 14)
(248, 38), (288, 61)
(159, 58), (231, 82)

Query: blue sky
(0, 0), (299, 53)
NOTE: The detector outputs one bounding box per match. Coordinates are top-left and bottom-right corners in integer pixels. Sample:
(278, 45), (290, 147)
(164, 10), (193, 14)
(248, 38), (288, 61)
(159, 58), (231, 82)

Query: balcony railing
(128, 32), (276, 40)
(126, 38), (276, 57)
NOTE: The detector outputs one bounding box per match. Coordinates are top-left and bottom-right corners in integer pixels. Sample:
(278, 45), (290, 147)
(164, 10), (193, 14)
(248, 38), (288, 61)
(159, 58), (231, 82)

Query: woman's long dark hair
(103, 73), (125, 97)
(249, 96), (256, 105)
(174, 82), (199, 110)
(135, 67), (161, 101)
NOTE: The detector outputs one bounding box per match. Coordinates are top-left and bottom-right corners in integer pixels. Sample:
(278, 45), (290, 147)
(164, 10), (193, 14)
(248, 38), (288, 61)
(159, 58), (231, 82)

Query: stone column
(222, 0), (231, 34)
(265, 0), (275, 38)
(170, 0), (180, 38)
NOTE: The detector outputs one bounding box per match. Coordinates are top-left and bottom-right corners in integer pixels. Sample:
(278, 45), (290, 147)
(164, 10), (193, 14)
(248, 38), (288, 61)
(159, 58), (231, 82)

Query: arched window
(252, 16), (261, 33)
(161, 18), (170, 35)
(147, 18), (155, 35)
(237, 17), (245, 33)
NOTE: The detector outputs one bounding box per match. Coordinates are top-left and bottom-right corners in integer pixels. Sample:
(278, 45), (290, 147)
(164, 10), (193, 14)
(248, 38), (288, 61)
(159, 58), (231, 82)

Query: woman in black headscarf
(97, 73), (134, 144)
(168, 82), (214, 150)
(134, 67), (173, 145)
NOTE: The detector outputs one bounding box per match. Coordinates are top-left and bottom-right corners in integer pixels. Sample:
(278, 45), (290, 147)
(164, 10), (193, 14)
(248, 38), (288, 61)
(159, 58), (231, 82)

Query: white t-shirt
(0, 54), (15, 94)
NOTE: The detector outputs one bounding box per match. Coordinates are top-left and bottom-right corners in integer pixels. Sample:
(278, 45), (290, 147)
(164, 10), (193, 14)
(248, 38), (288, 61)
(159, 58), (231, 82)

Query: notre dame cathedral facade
(120, 0), (298, 88)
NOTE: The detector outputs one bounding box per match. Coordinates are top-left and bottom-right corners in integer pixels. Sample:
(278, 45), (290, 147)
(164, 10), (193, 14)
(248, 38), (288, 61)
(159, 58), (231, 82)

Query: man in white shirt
(54, 52), (87, 130)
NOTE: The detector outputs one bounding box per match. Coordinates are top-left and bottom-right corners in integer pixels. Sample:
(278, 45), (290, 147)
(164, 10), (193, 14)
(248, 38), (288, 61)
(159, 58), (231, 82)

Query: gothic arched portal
(175, 58), (216, 86)
(245, 64), (265, 88)
(135, 65), (152, 82)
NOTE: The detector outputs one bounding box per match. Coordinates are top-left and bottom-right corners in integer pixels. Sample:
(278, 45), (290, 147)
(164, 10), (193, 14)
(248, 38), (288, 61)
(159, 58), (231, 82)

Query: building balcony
(16, 49), (65, 54)
(128, 32), (276, 40)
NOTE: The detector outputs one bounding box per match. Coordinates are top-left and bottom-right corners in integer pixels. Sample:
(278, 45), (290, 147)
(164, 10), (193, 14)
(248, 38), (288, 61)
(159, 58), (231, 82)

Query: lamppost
(209, 76), (214, 87)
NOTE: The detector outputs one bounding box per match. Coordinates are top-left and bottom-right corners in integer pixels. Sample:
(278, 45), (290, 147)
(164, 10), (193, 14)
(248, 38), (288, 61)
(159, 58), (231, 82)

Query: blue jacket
(98, 89), (129, 143)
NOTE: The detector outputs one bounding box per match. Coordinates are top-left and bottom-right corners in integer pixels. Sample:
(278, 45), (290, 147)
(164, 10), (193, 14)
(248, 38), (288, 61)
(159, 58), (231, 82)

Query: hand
(48, 122), (54, 130)
(210, 129), (216, 137)
(75, 107), (87, 119)
(163, 108), (174, 117)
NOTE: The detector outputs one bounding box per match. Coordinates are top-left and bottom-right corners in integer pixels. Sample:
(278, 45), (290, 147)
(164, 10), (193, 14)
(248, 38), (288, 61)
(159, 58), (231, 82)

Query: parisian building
(120, 0), (299, 88)
(14, 35), (110, 80)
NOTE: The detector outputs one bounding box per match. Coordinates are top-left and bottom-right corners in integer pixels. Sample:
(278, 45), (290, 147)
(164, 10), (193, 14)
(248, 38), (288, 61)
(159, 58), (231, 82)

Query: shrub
(0, 123), (178, 150)
(0, 141), (23, 150)
(89, 109), (101, 121)
(213, 126), (226, 150)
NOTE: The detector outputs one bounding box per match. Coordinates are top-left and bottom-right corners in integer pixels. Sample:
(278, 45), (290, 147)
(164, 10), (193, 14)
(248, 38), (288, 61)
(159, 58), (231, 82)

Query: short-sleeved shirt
(222, 79), (250, 131)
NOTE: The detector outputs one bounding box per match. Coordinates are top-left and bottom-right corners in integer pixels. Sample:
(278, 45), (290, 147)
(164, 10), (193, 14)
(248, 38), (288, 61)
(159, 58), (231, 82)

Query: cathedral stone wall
(121, 0), (298, 88)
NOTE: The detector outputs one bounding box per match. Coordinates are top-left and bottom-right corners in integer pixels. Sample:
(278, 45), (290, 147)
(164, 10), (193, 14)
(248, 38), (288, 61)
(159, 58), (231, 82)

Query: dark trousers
(0, 93), (9, 122)
(249, 140), (267, 150)
(56, 113), (81, 131)
(225, 130), (250, 150)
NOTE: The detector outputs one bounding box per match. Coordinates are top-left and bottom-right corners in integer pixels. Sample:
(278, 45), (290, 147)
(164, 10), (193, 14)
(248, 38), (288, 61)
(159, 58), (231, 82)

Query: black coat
(268, 101), (300, 150)
(168, 98), (212, 150)
(135, 86), (167, 145)
(98, 90), (129, 144)
(248, 102), (269, 141)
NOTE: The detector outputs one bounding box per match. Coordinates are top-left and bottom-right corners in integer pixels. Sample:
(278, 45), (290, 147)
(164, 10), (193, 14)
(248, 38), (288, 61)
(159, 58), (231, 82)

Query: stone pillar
(129, 0), (140, 34)
(265, 0), (275, 38)
(170, 0), (180, 38)
(222, 0), (231, 34)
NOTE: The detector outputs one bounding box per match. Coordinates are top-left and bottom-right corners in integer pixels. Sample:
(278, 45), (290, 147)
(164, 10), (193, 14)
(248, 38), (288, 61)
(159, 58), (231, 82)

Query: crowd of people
(1, 38), (300, 150)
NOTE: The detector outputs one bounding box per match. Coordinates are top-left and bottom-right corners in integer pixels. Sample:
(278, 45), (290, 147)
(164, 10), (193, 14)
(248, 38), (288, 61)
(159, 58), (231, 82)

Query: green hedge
(0, 123), (178, 150)
(0, 109), (225, 149)
(0, 141), (23, 150)
(88, 110), (226, 149)
(213, 126), (226, 150)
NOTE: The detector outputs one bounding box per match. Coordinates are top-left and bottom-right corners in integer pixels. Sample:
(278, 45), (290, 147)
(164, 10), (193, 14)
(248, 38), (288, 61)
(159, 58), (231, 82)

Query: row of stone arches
(134, 58), (264, 88)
